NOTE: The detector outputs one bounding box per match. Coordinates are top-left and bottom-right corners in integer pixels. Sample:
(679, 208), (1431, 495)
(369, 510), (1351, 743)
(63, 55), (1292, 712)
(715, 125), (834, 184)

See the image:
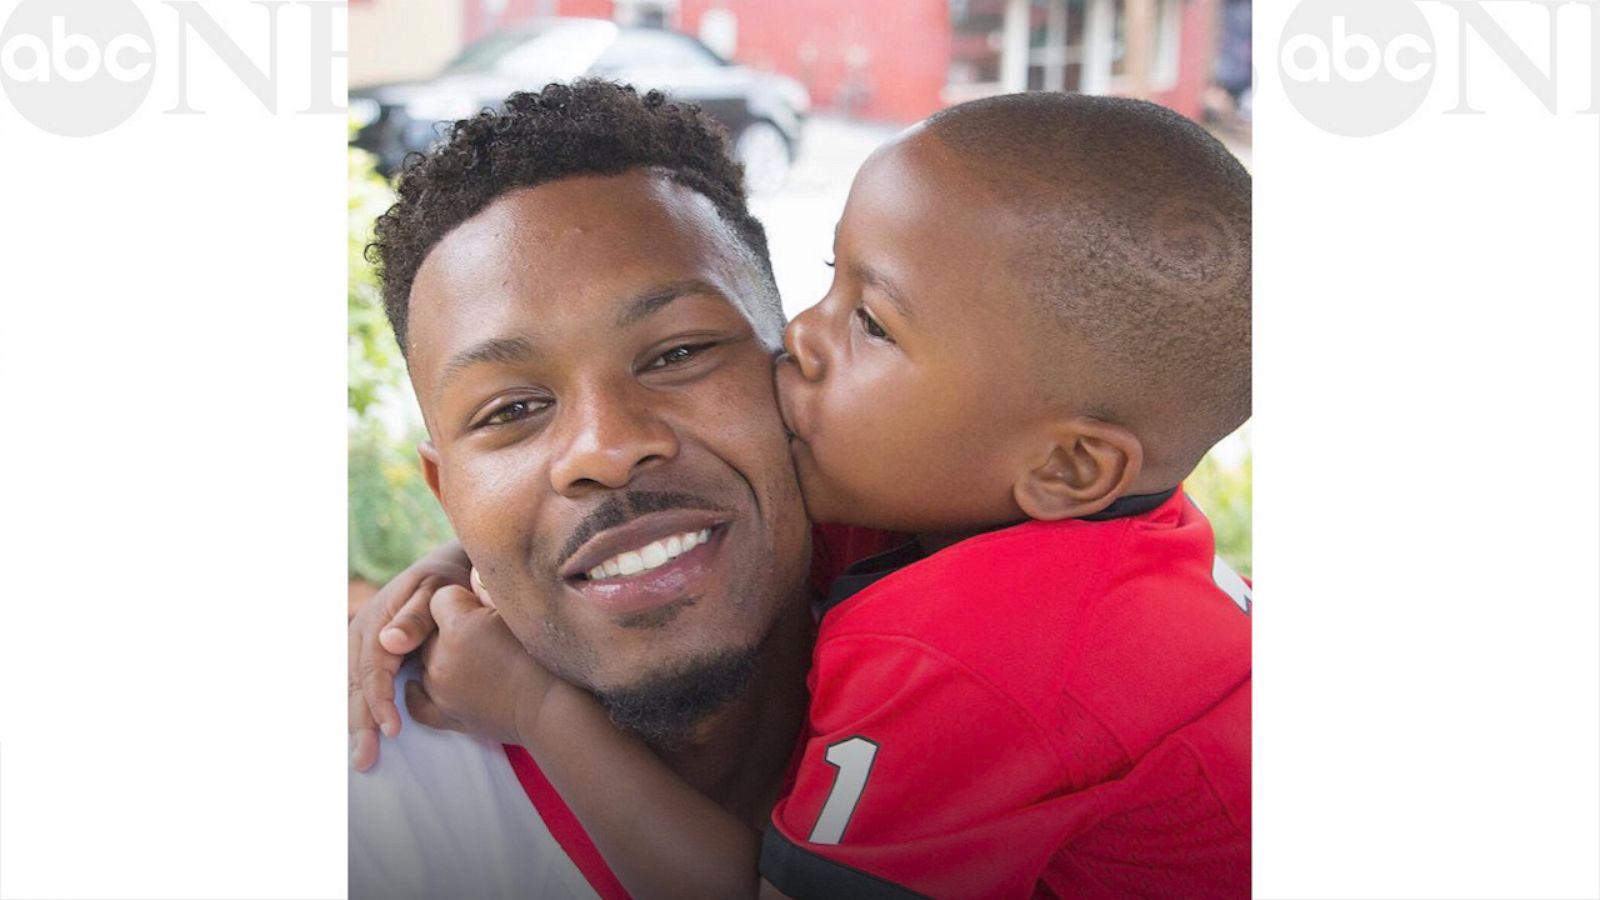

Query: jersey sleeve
(761, 635), (1067, 899)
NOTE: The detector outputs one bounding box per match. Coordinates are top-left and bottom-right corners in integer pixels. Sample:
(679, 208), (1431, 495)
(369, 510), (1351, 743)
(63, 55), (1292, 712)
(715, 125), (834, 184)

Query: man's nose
(783, 304), (826, 382)
(548, 386), (679, 496)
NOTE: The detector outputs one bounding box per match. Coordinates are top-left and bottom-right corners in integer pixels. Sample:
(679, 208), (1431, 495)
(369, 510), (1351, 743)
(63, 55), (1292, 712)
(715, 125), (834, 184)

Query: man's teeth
(587, 529), (711, 580)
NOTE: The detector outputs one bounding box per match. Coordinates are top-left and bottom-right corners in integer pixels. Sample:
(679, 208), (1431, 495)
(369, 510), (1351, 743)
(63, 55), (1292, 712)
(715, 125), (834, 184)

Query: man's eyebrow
(438, 335), (536, 394)
(855, 264), (913, 320)
(616, 279), (729, 328)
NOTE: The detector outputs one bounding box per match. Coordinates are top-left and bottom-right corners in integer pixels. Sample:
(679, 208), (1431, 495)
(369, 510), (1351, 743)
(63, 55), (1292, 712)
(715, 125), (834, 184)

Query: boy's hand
(348, 541), (471, 771)
(403, 580), (554, 747)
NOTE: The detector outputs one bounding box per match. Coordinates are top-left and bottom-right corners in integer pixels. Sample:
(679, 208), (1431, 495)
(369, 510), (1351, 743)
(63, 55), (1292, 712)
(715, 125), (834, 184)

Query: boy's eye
(855, 307), (892, 342)
(823, 258), (836, 268)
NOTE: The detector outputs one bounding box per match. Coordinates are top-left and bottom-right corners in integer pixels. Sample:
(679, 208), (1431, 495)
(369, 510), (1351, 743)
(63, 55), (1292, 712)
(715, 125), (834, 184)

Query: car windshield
(591, 29), (727, 73)
(443, 20), (618, 76)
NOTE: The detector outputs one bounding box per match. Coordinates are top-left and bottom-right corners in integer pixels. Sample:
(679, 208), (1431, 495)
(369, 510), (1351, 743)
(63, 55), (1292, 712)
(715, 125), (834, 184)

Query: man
(349, 80), (838, 898)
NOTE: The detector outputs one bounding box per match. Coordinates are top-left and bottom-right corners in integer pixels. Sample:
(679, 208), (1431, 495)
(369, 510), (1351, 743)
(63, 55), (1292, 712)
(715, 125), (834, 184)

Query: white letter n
(162, 1), (285, 114)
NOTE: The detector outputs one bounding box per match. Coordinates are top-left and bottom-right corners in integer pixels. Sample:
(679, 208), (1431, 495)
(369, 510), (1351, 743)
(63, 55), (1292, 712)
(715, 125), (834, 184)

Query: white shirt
(348, 669), (605, 900)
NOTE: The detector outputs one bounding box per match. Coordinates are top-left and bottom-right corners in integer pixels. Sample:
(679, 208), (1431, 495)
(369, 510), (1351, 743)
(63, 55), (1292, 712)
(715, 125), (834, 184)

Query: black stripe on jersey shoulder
(818, 487), (1178, 616)
(1080, 486), (1177, 521)
(821, 540), (925, 614)
(759, 827), (931, 900)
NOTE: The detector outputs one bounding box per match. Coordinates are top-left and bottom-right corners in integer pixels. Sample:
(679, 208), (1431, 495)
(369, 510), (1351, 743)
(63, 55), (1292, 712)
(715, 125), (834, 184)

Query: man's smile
(581, 526), (713, 581)
(559, 508), (731, 619)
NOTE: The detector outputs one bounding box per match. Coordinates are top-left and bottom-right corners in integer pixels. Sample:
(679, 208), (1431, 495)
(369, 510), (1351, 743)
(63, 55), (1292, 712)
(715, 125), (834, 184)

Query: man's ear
(418, 440), (444, 505)
(1013, 417), (1143, 521)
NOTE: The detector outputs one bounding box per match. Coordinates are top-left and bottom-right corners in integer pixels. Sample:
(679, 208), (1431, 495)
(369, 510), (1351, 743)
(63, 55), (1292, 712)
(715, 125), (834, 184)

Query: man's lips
(558, 509), (729, 581)
(560, 511), (730, 619)
(568, 528), (726, 619)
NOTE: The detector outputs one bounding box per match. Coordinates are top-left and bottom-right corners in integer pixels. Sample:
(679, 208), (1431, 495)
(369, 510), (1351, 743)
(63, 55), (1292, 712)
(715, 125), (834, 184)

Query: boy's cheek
(790, 437), (871, 526)
(793, 464), (840, 525)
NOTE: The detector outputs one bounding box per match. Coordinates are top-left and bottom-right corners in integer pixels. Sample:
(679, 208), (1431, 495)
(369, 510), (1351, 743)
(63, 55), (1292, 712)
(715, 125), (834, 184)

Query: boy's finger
(348, 617), (396, 749)
(348, 666), (382, 771)
(470, 567), (497, 609)
(350, 727), (380, 772)
(349, 576), (417, 738)
(357, 628), (403, 739)
(378, 579), (442, 655)
(429, 583), (483, 627)
(404, 679), (456, 733)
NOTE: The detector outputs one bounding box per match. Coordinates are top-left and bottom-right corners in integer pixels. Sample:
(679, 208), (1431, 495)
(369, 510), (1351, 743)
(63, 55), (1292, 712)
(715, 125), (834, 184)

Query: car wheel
(734, 120), (791, 196)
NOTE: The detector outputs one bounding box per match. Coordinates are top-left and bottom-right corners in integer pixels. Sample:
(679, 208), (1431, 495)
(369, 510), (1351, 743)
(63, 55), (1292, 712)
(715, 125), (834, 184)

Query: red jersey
(762, 490), (1252, 899)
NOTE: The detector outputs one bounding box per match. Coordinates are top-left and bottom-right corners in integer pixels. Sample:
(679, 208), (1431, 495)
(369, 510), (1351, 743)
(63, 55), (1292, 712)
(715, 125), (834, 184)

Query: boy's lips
(772, 355), (807, 442)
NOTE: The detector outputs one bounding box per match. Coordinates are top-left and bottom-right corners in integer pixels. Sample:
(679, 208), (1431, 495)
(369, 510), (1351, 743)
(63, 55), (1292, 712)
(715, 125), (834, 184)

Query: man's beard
(592, 646), (761, 748)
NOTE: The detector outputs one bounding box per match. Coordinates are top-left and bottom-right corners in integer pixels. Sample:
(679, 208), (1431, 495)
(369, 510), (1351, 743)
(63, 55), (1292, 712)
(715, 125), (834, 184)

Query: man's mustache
(557, 491), (726, 565)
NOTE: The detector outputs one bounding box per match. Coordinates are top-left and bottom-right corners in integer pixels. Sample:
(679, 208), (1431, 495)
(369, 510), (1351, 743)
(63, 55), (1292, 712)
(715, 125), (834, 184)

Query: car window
(592, 30), (724, 73)
(445, 28), (545, 74)
(448, 20), (618, 78)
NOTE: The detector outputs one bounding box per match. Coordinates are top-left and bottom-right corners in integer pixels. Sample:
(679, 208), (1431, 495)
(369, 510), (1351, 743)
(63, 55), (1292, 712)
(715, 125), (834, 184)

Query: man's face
(407, 172), (810, 703)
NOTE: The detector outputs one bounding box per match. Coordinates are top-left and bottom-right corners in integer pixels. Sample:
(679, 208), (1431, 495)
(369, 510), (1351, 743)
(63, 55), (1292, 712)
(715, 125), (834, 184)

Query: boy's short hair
(926, 93), (1251, 472)
(369, 79), (782, 357)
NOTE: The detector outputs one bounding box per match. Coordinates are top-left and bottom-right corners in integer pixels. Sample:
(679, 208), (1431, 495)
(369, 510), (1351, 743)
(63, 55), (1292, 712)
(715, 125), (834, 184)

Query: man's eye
(823, 258), (836, 269)
(481, 399), (545, 427)
(646, 343), (711, 369)
(855, 307), (892, 342)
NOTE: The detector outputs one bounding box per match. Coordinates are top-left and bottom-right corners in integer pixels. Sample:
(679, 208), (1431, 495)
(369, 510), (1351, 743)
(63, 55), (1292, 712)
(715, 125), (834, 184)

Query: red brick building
(459, 0), (1221, 123)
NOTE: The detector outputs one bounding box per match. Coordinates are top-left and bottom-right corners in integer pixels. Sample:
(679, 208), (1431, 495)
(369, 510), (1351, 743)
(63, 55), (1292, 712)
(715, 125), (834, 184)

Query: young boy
(366, 92), (1251, 899)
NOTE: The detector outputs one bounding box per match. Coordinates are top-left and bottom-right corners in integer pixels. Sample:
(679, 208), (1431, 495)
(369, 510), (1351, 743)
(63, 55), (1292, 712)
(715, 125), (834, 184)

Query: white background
(1254, 2), (1599, 898)
(0, 0), (1597, 897)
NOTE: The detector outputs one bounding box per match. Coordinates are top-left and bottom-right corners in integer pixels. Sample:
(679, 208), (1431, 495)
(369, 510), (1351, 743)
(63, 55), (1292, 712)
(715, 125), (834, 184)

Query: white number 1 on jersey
(808, 736), (879, 845)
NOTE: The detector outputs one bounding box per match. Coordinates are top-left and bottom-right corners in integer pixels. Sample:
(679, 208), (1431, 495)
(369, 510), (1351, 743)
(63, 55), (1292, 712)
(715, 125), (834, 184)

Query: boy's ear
(1013, 417), (1143, 521)
(418, 440), (444, 505)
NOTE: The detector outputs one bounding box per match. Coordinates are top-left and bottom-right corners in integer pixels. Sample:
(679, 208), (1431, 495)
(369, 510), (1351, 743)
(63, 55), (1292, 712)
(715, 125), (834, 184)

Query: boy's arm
(413, 584), (774, 900)
(525, 682), (769, 900)
(349, 540), (471, 771)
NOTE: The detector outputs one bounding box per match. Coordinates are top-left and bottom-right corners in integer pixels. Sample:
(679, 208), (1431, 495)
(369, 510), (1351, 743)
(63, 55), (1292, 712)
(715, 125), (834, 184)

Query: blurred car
(349, 18), (809, 195)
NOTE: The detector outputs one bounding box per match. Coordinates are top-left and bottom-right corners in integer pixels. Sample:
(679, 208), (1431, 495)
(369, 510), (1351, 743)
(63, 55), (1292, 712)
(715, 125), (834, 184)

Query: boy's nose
(783, 305), (826, 382)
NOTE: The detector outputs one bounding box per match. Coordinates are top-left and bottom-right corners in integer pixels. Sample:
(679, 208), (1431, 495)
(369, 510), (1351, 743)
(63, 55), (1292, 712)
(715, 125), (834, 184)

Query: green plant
(348, 419), (455, 584)
(349, 141), (401, 418)
(1185, 441), (1252, 579)
(348, 140), (455, 582)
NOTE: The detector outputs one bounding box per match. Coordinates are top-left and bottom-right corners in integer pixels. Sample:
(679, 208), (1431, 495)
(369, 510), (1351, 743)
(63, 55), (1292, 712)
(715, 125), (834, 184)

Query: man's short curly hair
(369, 79), (780, 355)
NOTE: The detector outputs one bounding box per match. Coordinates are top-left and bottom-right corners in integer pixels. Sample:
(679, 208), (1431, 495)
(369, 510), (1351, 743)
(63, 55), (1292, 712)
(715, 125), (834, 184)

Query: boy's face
(776, 130), (1057, 534)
